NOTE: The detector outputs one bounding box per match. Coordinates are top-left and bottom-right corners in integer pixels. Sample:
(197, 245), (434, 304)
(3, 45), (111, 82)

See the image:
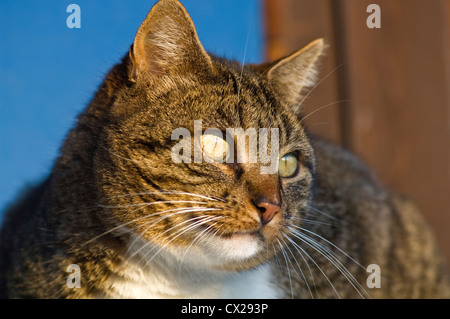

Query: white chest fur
(104, 257), (281, 299)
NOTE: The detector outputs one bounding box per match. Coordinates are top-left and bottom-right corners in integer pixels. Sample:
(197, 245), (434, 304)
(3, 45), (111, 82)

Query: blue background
(0, 0), (264, 218)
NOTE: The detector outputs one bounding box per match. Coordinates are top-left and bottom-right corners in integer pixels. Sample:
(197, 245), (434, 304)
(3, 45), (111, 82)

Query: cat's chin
(212, 231), (262, 260)
(191, 216), (285, 271)
(191, 230), (275, 272)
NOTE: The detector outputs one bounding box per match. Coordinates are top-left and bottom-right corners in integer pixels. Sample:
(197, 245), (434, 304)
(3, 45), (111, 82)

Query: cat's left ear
(128, 0), (213, 84)
(265, 39), (324, 111)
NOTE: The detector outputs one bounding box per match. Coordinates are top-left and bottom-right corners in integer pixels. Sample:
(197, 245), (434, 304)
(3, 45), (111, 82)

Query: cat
(0, 0), (449, 299)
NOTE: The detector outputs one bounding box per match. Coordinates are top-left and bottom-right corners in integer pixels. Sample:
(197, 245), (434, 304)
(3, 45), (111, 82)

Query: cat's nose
(255, 200), (280, 226)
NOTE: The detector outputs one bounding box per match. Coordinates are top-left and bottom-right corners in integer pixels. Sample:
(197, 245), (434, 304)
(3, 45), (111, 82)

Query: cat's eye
(201, 134), (230, 163)
(279, 153), (299, 178)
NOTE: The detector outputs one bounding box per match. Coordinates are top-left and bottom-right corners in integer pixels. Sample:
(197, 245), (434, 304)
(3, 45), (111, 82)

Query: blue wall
(0, 0), (264, 216)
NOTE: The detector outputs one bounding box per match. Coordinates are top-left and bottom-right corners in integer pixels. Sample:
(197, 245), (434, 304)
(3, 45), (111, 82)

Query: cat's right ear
(263, 39), (325, 112)
(128, 0), (213, 84)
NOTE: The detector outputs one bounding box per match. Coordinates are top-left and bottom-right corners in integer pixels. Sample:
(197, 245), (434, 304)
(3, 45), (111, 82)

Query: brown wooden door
(265, 0), (450, 267)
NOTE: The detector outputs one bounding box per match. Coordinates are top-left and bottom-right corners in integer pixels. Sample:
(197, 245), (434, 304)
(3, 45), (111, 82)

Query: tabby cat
(0, 0), (448, 298)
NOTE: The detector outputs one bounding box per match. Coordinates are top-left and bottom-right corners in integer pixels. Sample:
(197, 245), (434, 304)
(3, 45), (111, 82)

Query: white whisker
(307, 205), (341, 222)
(288, 226), (370, 299)
(237, 28), (251, 100)
(114, 190), (226, 202)
(280, 234), (312, 298)
(300, 99), (352, 123)
(275, 237), (294, 299)
(272, 244), (283, 273)
(290, 215), (337, 227)
(285, 228), (340, 298)
(83, 206), (201, 246)
(283, 233), (318, 299)
(128, 214), (214, 263)
(142, 215), (224, 266)
(97, 200), (207, 209)
(292, 225), (365, 270)
(294, 61), (348, 113)
(125, 208), (221, 260)
(177, 222), (222, 272)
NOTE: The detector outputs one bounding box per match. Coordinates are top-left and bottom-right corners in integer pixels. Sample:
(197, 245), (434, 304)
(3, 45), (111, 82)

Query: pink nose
(255, 201), (280, 225)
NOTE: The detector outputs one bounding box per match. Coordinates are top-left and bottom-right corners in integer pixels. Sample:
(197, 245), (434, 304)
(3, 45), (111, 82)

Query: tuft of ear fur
(129, 0), (213, 84)
(266, 39), (324, 111)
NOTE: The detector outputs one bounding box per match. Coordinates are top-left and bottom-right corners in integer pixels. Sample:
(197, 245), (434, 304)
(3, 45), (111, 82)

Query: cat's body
(1, 0), (449, 299)
(1, 134), (448, 299)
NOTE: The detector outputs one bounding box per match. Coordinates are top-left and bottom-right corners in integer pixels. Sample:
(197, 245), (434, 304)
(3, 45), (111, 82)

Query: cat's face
(93, 0), (323, 272)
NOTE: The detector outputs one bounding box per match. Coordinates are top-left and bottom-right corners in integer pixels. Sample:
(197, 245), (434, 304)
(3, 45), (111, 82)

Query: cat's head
(91, 0), (323, 272)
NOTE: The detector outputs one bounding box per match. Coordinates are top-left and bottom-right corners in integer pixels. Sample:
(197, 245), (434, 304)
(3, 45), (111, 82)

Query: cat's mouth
(174, 214), (284, 270)
(197, 220), (271, 243)
(194, 211), (283, 245)
(220, 230), (261, 239)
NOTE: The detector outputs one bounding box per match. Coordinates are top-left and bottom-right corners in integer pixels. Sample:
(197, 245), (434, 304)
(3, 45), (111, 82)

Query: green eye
(279, 153), (298, 178)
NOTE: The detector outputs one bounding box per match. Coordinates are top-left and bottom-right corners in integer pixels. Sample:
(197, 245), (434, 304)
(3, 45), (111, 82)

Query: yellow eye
(201, 134), (230, 163)
(279, 153), (298, 178)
